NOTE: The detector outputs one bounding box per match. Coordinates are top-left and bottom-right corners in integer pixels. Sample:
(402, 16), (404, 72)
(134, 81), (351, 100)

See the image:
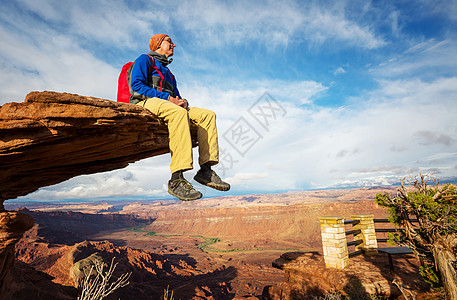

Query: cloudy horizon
(1, 0), (456, 202)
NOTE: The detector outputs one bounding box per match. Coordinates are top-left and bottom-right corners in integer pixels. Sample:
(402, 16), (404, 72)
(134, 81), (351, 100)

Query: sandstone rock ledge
(0, 91), (197, 204)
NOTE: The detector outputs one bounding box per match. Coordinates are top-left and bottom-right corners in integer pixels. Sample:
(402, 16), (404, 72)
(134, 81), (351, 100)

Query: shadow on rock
(4, 261), (77, 300)
(263, 250), (431, 299)
(15, 239), (239, 299)
(172, 266), (237, 300)
(18, 208), (149, 246)
(162, 252), (199, 269)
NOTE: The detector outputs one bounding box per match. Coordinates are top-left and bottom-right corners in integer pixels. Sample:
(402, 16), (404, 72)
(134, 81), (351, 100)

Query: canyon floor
(5, 187), (443, 299)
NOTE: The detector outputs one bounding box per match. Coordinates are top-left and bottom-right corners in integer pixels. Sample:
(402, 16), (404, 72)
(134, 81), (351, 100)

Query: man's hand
(169, 96), (188, 109)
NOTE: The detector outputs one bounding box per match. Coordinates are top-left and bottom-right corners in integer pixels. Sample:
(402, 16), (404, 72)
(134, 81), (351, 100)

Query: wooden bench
(373, 219), (417, 272)
(378, 246), (413, 272)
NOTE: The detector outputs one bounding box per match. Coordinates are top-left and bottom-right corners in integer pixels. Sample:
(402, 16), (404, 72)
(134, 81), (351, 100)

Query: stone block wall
(319, 215), (380, 269)
(351, 214), (378, 256)
(318, 216), (349, 269)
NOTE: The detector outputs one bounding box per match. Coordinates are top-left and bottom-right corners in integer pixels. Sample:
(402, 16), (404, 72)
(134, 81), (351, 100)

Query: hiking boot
(194, 169), (230, 191)
(168, 179), (202, 201)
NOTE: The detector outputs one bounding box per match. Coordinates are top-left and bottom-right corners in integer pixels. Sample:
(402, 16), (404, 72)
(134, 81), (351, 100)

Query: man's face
(159, 37), (175, 57)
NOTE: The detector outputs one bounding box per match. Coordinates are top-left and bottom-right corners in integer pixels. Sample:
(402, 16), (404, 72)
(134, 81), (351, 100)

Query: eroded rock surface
(0, 91), (196, 204)
(15, 239), (234, 299)
(0, 210), (34, 297)
(263, 251), (430, 299)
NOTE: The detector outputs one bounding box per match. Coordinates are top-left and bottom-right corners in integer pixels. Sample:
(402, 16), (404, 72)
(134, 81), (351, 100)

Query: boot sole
(194, 177), (230, 191)
(168, 189), (202, 201)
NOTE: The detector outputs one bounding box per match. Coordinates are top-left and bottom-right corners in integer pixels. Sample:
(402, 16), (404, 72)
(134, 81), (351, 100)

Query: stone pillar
(318, 216), (349, 269)
(351, 214), (378, 256)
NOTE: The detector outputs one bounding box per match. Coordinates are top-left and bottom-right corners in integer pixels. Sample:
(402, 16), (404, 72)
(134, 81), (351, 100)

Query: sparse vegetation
(375, 174), (457, 299)
(128, 226), (305, 253)
(128, 225), (148, 232)
(78, 257), (131, 300)
(193, 235), (221, 250)
(163, 285), (174, 300)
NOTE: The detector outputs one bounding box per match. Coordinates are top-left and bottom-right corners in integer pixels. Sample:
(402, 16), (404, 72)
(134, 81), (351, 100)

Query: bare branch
(77, 256), (131, 300)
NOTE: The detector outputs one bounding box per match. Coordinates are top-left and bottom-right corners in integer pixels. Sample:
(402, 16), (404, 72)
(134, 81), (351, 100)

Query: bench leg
(388, 253), (394, 272)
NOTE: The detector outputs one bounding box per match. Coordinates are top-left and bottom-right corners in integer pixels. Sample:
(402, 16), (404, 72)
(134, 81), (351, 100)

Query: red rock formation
(263, 251), (430, 299)
(17, 207), (150, 245)
(0, 91), (196, 203)
(0, 91), (197, 296)
(4, 260), (77, 300)
(0, 211), (34, 296)
(14, 239), (234, 299)
(144, 200), (390, 249)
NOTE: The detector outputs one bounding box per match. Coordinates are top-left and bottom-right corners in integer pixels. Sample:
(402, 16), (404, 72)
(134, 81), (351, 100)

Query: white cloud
(371, 39), (457, 79)
(389, 10), (401, 37)
(16, 0), (64, 22)
(171, 0), (385, 49)
(174, 0), (303, 47)
(209, 75), (457, 190)
(413, 131), (455, 146)
(0, 25), (119, 103)
(352, 165), (420, 176)
(178, 78), (327, 119)
(304, 5), (385, 49)
(417, 0), (457, 21)
(67, 2), (167, 48)
(333, 67), (346, 75)
(15, 0), (165, 49)
(226, 172), (269, 186)
(23, 170), (168, 200)
(423, 152), (457, 161)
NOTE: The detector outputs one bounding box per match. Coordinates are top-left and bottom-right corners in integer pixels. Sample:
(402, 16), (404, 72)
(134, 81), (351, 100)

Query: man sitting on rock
(129, 34), (230, 201)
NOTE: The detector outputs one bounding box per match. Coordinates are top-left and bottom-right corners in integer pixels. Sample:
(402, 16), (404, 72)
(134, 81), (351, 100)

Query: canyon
(4, 189), (437, 299)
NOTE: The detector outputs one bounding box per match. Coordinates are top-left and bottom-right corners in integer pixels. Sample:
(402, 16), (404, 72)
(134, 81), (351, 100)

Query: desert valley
(3, 187), (438, 299)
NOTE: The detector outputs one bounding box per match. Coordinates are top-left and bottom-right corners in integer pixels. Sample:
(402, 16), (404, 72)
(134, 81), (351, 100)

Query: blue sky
(1, 0), (457, 201)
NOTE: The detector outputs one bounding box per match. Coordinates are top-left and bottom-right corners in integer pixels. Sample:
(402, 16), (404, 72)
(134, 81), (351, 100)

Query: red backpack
(116, 55), (154, 103)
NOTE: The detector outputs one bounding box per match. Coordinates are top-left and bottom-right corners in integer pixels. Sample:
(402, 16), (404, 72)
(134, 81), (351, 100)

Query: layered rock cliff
(143, 200), (389, 250)
(0, 91), (196, 295)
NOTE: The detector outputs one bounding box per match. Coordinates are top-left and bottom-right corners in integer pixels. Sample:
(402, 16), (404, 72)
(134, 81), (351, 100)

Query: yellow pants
(137, 97), (219, 173)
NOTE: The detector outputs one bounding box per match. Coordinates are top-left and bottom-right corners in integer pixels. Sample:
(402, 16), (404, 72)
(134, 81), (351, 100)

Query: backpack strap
(147, 55), (155, 76)
(149, 55), (166, 92)
(126, 55), (155, 101)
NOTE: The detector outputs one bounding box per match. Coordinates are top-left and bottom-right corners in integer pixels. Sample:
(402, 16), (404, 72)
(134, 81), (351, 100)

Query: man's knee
(202, 109), (216, 121)
(175, 106), (189, 117)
